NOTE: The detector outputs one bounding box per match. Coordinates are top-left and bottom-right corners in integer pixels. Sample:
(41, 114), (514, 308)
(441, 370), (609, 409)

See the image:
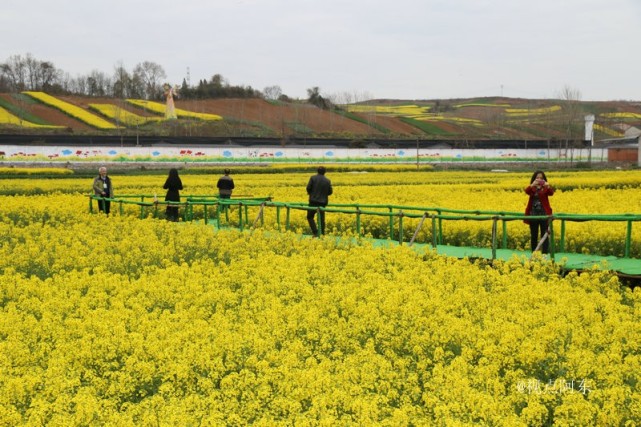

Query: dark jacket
(217, 175), (235, 196)
(307, 174), (333, 205)
(163, 176), (183, 202)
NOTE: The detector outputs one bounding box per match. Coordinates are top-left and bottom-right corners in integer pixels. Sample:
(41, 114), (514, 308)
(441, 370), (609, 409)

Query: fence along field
(0, 168), (640, 425)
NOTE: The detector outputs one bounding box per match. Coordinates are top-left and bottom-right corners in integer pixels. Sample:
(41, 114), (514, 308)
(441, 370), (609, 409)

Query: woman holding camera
(524, 170), (555, 253)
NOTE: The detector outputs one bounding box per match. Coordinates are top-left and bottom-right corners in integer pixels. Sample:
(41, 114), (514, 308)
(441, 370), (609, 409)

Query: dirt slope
(2, 93), (641, 140)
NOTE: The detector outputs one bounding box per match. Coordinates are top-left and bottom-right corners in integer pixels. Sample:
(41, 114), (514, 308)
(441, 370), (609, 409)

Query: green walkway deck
(427, 244), (641, 277)
(91, 194), (641, 278)
(366, 238), (640, 277)
(206, 217), (641, 278)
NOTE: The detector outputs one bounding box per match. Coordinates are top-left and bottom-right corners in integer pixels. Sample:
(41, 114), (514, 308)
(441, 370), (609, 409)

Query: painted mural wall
(0, 145), (608, 163)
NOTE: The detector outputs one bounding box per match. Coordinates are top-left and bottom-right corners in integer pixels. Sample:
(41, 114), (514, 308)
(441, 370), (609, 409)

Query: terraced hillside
(0, 92), (640, 141)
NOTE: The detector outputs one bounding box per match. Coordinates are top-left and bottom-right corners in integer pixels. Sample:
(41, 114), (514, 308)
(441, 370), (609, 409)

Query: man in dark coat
(306, 166), (333, 237)
(217, 169), (235, 212)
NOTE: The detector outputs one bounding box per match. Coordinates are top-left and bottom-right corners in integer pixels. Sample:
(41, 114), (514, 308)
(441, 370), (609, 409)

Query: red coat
(524, 184), (554, 224)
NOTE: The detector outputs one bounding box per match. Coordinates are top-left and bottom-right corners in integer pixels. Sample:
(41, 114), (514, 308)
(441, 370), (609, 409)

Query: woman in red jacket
(524, 170), (555, 253)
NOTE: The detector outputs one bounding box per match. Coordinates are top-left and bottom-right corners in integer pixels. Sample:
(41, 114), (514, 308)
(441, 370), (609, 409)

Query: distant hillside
(1, 92), (640, 142)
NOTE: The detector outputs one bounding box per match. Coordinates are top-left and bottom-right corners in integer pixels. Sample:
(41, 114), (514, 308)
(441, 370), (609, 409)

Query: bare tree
(339, 91), (353, 105)
(0, 53), (61, 92)
(558, 85), (583, 142)
(133, 61), (166, 99)
(263, 85), (282, 101)
(37, 61), (59, 91)
(112, 62), (132, 98)
(0, 54), (28, 91)
(24, 54), (40, 90)
(87, 70), (112, 96)
(66, 73), (86, 95)
(352, 90), (374, 104)
(129, 72), (144, 99)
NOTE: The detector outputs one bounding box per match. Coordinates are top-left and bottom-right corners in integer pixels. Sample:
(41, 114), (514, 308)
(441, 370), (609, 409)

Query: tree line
(0, 53), (377, 109)
(0, 53), (276, 102)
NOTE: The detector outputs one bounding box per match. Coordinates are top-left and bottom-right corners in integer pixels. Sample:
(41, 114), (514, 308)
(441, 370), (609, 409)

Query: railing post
(491, 217), (498, 260)
(437, 209), (443, 244)
(260, 203), (265, 226)
(548, 218), (555, 261)
(217, 202), (222, 226)
(559, 219), (566, 253)
(431, 214), (438, 247)
(276, 205), (281, 231)
(398, 211), (404, 244)
(625, 220), (632, 258)
(501, 219), (508, 249)
(286, 206), (291, 231)
(356, 206), (362, 237)
(388, 206), (394, 241)
(238, 202), (244, 230)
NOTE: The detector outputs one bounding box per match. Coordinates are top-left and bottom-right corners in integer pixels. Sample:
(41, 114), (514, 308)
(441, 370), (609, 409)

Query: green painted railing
(89, 195), (641, 261)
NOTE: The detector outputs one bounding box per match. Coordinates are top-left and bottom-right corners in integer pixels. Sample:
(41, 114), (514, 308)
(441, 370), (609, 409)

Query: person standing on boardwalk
(306, 166), (333, 237)
(163, 168), (183, 221)
(217, 168), (235, 211)
(524, 170), (555, 253)
(92, 166), (113, 215)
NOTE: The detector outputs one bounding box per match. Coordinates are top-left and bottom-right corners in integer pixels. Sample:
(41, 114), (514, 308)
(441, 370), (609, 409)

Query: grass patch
(399, 117), (453, 135)
(0, 167), (75, 177)
(0, 96), (52, 125)
(334, 110), (391, 134)
(285, 121), (313, 135)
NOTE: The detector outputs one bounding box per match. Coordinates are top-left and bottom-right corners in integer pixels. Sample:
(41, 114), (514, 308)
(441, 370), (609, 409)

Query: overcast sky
(2, 0), (640, 102)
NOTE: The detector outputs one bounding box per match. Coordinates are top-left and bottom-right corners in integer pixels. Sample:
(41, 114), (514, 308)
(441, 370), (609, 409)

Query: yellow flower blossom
(88, 104), (163, 126)
(0, 170), (640, 424)
(505, 106), (562, 116)
(22, 92), (118, 130)
(126, 99), (223, 121)
(0, 106), (65, 129)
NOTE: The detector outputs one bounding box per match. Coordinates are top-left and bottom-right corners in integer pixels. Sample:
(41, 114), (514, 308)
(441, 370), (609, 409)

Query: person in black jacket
(163, 168), (183, 221)
(306, 166), (333, 237)
(217, 169), (235, 212)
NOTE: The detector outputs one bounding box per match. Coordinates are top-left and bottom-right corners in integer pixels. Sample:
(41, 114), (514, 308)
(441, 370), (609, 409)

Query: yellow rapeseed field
(0, 168), (640, 425)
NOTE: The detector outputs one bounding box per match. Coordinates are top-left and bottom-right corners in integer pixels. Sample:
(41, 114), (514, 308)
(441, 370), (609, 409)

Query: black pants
(307, 201), (326, 236)
(98, 199), (111, 215)
(530, 220), (549, 253)
(166, 206), (179, 221)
